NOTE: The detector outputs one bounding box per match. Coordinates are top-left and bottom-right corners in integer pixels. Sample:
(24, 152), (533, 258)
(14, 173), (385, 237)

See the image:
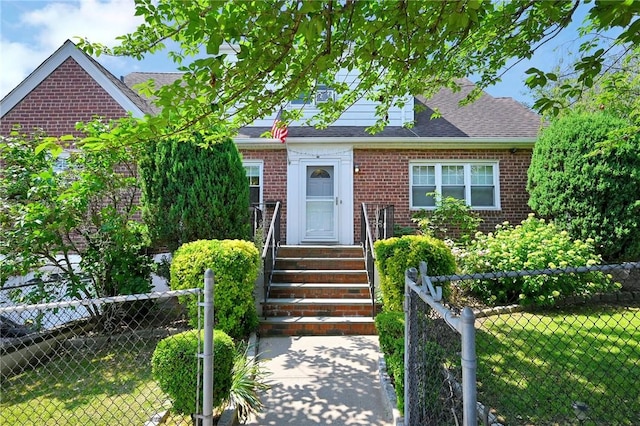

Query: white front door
(286, 145), (354, 245)
(305, 165), (337, 241)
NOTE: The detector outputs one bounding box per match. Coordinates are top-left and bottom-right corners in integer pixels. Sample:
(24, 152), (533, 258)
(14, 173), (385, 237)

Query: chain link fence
(404, 262), (640, 426)
(404, 264), (472, 426)
(1, 287), (200, 425)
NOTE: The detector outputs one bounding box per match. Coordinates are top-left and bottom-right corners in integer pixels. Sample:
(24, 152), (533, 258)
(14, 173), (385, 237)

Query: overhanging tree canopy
(79, 0), (639, 140)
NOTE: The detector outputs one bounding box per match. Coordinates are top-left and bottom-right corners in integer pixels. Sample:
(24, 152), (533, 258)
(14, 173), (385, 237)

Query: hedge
(374, 235), (456, 312)
(170, 239), (260, 339)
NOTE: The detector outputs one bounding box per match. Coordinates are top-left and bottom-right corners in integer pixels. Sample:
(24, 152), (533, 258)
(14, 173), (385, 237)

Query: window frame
(288, 84), (335, 108)
(409, 160), (501, 210)
(243, 160), (264, 207)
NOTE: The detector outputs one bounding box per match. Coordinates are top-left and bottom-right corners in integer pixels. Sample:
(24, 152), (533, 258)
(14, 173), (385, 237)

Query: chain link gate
(1, 288), (201, 425)
(404, 262), (477, 426)
(404, 261), (640, 426)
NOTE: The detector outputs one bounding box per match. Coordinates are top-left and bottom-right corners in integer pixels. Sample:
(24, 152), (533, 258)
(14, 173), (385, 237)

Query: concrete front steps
(259, 245), (377, 336)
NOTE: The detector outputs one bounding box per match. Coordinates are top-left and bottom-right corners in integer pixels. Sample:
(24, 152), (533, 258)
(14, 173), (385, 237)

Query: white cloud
(21, 0), (141, 51)
(0, 38), (46, 99)
(1, 0), (142, 98)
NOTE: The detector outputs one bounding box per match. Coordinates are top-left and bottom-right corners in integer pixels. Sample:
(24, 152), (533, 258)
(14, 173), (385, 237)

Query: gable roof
(0, 40), (152, 118)
(417, 79), (542, 138)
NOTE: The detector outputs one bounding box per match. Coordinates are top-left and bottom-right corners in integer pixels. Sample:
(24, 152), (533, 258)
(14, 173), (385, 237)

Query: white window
(314, 85), (335, 104)
(410, 161), (500, 209)
(243, 161), (263, 206)
(290, 84), (335, 107)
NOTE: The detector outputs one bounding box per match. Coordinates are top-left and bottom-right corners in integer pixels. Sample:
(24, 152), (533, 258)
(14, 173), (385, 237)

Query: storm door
(304, 165), (337, 241)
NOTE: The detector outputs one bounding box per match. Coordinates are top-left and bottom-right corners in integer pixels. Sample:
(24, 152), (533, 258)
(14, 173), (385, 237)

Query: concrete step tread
(279, 245), (362, 249)
(270, 282), (370, 288)
(276, 256), (364, 262)
(265, 298), (372, 304)
(273, 269), (367, 274)
(260, 316), (375, 324)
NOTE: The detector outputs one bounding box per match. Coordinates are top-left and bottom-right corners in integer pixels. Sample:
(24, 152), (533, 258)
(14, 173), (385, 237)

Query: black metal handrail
(261, 201), (281, 303)
(360, 203), (377, 317)
(361, 203), (395, 316)
(375, 204), (394, 240)
(250, 204), (264, 241)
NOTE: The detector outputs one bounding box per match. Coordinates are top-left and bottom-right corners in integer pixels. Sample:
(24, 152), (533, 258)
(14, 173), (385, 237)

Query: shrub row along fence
(404, 261), (640, 426)
(0, 286), (204, 425)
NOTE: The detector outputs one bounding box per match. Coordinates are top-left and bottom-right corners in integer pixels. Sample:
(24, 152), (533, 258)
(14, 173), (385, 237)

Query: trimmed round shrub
(457, 214), (619, 306)
(528, 112), (640, 261)
(374, 235), (456, 312)
(170, 239), (260, 339)
(151, 329), (235, 415)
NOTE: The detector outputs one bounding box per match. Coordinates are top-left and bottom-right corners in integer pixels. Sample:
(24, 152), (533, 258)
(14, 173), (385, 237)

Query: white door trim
(286, 144), (354, 245)
(303, 161), (339, 242)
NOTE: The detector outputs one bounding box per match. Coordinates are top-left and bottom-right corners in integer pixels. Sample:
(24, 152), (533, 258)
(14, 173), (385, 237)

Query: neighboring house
(1, 40), (542, 246)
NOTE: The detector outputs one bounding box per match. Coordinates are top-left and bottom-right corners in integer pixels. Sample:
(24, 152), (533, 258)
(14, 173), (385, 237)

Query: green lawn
(476, 306), (640, 426)
(1, 337), (170, 425)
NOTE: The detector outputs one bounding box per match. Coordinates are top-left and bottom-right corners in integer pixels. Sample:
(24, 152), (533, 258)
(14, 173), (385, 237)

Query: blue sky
(0, 0), (591, 107)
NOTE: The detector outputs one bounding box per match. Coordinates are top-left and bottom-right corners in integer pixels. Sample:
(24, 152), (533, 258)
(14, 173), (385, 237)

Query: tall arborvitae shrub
(139, 134), (250, 252)
(528, 112), (640, 261)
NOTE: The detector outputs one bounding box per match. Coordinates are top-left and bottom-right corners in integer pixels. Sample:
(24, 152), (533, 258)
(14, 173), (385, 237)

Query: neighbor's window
(243, 161), (263, 206)
(52, 150), (74, 174)
(410, 162), (499, 209)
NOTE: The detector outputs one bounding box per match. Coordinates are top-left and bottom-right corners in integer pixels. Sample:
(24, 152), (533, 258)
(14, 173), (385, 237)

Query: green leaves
(34, 138), (63, 157)
(152, 330), (235, 414)
(0, 122), (150, 302)
(138, 135), (250, 252)
(374, 235), (455, 312)
(412, 192), (483, 246)
(458, 215), (616, 306)
(74, 0), (627, 136)
(528, 111), (640, 260)
(170, 239), (260, 338)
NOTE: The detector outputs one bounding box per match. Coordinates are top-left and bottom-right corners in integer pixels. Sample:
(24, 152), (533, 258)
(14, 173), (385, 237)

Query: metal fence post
(202, 269), (215, 426)
(460, 307), (477, 426)
(404, 267), (418, 426)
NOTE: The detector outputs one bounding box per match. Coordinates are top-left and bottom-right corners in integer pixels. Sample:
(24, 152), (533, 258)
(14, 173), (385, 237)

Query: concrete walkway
(244, 335), (393, 426)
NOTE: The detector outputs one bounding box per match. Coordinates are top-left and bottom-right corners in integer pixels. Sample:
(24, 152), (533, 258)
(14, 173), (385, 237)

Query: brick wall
(1, 59), (137, 252)
(241, 147), (533, 244)
(240, 149), (289, 242)
(353, 148), (533, 241)
(0, 57), (128, 137)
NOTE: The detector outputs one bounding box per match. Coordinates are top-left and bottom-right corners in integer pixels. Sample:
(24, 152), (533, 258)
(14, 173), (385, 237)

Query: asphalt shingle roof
(122, 73), (542, 139)
(81, 57), (156, 116)
(123, 72), (183, 115)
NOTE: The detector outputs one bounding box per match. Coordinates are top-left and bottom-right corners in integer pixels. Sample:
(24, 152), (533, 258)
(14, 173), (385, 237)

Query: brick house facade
(1, 40), (542, 246)
(1, 58), (128, 137)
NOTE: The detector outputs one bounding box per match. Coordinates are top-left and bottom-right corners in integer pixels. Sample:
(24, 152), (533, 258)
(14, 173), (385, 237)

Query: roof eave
(235, 136), (537, 150)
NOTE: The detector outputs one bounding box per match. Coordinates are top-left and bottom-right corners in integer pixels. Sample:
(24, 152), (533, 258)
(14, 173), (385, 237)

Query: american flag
(271, 108), (288, 143)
